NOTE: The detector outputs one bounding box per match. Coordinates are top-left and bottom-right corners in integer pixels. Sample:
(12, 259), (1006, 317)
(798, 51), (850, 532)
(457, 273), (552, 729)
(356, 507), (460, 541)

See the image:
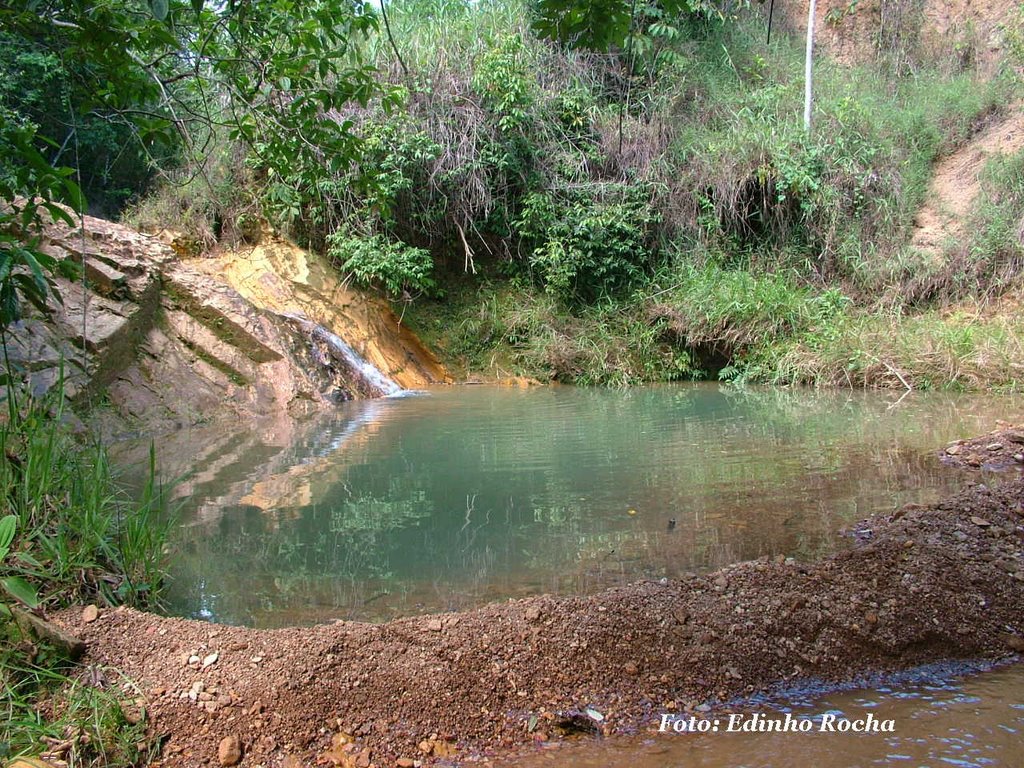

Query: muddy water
(494, 661), (1024, 768)
(126, 383), (1023, 628)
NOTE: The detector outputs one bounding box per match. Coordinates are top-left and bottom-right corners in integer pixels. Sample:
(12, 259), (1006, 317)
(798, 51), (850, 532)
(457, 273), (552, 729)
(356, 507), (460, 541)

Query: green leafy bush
(328, 231), (436, 297)
(517, 187), (659, 301)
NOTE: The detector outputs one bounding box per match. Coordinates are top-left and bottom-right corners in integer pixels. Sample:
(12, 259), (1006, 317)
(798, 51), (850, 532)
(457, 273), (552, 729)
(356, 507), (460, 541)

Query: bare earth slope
(911, 109), (1024, 256)
(57, 480), (1024, 768)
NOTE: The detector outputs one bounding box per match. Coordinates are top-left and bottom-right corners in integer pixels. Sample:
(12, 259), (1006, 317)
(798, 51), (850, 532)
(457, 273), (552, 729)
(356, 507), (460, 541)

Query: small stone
(204, 700), (219, 713)
(202, 652), (219, 668)
(356, 748), (371, 768)
(1001, 634), (1024, 652)
(189, 655), (201, 665)
(425, 619), (443, 632)
(864, 611), (878, 625)
(431, 740), (456, 758)
(396, 760), (415, 768)
(524, 606), (542, 622)
(987, 442), (1004, 452)
(970, 516), (991, 527)
(331, 732), (353, 749)
(217, 735), (242, 766)
(282, 756), (304, 768)
(1014, 453), (1024, 463)
(624, 661), (639, 675)
(81, 604), (100, 623)
(946, 444), (962, 456)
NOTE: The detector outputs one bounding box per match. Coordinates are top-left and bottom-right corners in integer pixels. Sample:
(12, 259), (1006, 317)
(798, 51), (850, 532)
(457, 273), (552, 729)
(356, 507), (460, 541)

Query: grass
(749, 303), (1024, 392)
(380, 3), (1023, 390)
(0, 385), (170, 766)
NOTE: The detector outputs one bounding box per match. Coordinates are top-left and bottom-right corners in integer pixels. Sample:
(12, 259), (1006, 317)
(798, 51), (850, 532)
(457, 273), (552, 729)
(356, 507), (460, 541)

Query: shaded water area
(494, 661), (1024, 768)
(116, 383), (1021, 628)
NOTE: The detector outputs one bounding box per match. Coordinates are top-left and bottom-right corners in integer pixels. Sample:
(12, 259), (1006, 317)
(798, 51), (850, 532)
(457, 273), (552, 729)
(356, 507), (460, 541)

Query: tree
(531, 0), (727, 52)
(0, 0), (386, 328)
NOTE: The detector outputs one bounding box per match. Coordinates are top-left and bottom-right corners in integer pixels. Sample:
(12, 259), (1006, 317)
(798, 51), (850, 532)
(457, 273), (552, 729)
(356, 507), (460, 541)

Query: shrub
(516, 186), (659, 301)
(327, 230), (436, 297)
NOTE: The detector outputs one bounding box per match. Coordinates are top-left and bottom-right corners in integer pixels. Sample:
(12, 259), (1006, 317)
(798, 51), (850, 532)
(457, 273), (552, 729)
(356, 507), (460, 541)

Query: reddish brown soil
(51, 478), (1024, 768)
(940, 424), (1024, 470)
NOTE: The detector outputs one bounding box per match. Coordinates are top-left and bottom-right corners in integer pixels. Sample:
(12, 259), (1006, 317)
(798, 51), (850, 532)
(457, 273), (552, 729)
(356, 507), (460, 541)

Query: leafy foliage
(328, 230), (436, 296)
(531, 0), (724, 52)
(517, 186), (659, 301)
(0, 514), (40, 612)
(0, 0), (387, 324)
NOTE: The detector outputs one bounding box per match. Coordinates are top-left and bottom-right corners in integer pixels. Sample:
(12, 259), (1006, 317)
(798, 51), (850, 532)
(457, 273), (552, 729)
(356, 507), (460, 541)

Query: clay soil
(49, 475), (1024, 768)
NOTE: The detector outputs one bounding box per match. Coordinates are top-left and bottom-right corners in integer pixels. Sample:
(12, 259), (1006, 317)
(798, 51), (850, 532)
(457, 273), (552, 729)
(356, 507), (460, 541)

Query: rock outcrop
(3, 214), (448, 436)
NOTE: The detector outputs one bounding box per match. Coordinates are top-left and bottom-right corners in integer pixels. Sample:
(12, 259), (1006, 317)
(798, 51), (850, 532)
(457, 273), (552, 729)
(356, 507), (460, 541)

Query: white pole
(804, 0), (816, 131)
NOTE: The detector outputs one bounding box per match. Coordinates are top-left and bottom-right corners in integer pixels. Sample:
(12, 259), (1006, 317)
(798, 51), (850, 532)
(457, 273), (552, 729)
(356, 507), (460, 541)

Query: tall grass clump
(0, 386), (170, 765)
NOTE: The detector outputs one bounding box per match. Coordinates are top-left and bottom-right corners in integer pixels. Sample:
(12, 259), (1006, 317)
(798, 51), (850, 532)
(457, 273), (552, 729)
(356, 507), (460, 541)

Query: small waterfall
(277, 312), (402, 398)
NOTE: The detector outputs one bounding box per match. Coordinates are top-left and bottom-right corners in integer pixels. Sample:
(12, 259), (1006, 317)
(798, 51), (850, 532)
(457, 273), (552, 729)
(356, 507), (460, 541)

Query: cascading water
(277, 311), (403, 398)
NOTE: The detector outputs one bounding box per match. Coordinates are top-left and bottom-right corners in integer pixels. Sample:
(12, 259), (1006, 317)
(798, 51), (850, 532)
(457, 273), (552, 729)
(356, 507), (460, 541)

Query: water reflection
(112, 383), (1020, 627)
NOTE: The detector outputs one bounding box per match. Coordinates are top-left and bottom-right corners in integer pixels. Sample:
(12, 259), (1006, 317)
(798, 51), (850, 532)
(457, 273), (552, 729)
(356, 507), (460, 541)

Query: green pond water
(125, 383), (1020, 628)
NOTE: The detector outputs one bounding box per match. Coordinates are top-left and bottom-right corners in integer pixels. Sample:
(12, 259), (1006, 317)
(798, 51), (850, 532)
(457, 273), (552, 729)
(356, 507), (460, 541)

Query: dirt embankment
(56, 479), (1024, 768)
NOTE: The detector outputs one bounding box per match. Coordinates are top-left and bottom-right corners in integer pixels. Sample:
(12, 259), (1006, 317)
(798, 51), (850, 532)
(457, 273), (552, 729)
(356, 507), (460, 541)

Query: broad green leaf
(13, 551), (42, 568)
(150, 0), (169, 21)
(0, 514), (16, 555)
(2, 576), (41, 608)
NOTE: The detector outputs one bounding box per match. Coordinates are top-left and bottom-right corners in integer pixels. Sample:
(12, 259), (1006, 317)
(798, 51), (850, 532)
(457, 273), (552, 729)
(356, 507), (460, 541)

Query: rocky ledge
(3, 214), (447, 435)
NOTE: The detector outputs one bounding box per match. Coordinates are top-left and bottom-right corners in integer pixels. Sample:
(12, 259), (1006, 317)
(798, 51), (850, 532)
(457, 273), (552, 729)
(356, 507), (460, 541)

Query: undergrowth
(131, 0), (1024, 389)
(0, 387), (169, 766)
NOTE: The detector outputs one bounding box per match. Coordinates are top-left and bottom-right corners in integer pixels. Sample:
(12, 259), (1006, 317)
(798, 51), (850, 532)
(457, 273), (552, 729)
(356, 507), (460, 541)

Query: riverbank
(54, 477), (1024, 767)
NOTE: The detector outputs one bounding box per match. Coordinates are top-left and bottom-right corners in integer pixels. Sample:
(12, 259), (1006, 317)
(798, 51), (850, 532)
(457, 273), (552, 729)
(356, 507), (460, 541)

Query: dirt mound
(54, 479), (1024, 768)
(941, 424), (1024, 469)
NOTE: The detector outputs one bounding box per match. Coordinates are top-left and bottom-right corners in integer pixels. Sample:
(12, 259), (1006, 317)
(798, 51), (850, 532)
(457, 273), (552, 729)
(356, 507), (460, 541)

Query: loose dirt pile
(941, 424), (1024, 470)
(56, 479), (1024, 768)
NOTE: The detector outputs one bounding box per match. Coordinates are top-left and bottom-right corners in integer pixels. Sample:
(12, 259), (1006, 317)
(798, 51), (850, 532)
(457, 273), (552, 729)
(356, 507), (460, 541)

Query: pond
(122, 383), (1018, 628)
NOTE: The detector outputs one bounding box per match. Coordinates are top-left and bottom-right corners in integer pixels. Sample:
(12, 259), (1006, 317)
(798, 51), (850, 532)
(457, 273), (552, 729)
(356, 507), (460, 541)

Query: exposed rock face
(3, 214), (448, 435)
(186, 236), (449, 391)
